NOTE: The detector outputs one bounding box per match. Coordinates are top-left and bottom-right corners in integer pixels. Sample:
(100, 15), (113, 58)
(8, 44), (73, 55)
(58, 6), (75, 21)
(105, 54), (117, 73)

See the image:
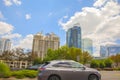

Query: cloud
(58, 15), (69, 28)
(59, 0), (120, 56)
(15, 34), (33, 49)
(93, 0), (108, 7)
(48, 12), (53, 16)
(0, 21), (33, 50)
(2, 33), (21, 39)
(0, 11), (5, 20)
(25, 14), (31, 20)
(0, 21), (13, 34)
(63, 15), (68, 19)
(13, 0), (21, 5)
(3, 0), (12, 6)
(3, 0), (21, 6)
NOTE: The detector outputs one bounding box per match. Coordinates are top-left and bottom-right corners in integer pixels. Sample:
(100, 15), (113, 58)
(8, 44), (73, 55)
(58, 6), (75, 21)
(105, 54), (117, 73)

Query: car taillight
(39, 67), (46, 71)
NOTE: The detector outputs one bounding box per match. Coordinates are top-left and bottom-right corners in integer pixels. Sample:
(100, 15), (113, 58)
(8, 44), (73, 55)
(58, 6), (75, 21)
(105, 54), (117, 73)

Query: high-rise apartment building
(32, 32), (60, 59)
(100, 44), (120, 57)
(66, 26), (82, 48)
(82, 38), (93, 55)
(0, 38), (11, 54)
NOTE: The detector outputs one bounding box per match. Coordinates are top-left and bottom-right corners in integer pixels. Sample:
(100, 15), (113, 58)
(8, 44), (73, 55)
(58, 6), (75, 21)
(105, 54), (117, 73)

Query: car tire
(48, 75), (60, 80)
(88, 74), (98, 80)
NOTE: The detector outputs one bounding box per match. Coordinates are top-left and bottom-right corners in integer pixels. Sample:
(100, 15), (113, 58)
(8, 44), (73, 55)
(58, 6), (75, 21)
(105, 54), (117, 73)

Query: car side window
(52, 62), (84, 68)
(53, 62), (71, 68)
(70, 62), (83, 68)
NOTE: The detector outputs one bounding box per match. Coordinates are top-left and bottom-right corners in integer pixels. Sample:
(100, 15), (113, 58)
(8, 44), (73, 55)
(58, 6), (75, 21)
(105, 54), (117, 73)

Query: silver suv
(38, 60), (101, 80)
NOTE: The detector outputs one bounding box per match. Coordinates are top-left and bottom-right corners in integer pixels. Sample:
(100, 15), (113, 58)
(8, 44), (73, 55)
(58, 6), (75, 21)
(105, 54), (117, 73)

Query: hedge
(11, 70), (38, 79)
(0, 63), (11, 78)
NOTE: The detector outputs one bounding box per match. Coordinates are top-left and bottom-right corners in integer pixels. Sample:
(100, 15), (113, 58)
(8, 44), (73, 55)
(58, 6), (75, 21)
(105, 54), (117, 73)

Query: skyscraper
(66, 26), (82, 48)
(100, 46), (107, 57)
(100, 44), (120, 57)
(0, 38), (11, 54)
(82, 38), (93, 55)
(32, 32), (60, 59)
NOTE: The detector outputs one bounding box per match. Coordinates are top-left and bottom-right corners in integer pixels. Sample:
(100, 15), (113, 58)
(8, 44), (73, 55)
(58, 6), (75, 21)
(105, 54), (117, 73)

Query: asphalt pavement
(100, 71), (120, 80)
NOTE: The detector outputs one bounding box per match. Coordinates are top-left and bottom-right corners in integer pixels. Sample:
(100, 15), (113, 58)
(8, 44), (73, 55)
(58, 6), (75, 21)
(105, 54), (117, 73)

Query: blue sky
(0, 0), (94, 46)
(0, 0), (120, 56)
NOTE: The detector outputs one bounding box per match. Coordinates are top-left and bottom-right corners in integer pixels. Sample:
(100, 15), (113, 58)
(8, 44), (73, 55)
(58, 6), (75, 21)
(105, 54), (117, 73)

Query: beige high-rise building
(32, 32), (60, 59)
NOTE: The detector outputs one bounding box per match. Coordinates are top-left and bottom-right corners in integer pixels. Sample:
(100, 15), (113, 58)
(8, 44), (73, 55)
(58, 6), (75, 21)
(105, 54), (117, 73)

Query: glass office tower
(100, 45), (120, 57)
(66, 26), (81, 48)
(82, 38), (93, 55)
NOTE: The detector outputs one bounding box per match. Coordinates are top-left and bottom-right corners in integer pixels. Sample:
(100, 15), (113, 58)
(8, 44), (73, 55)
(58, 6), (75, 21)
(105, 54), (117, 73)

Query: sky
(0, 0), (120, 56)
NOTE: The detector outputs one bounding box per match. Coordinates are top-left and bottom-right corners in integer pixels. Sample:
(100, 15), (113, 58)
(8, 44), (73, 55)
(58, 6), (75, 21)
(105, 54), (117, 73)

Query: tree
(33, 58), (42, 65)
(43, 45), (93, 64)
(44, 48), (55, 61)
(110, 54), (120, 67)
(25, 51), (33, 61)
(44, 46), (69, 61)
(2, 50), (15, 61)
(82, 51), (93, 64)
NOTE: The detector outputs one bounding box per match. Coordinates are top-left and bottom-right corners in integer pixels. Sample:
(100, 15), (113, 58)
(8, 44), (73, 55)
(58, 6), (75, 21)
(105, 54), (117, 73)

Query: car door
(71, 68), (87, 80)
(68, 62), (87, 80)
(52, 62), (75, 80)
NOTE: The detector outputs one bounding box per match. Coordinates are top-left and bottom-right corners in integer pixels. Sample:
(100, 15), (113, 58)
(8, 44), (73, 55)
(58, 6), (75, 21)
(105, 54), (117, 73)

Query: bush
(0, 63), (11, 78)
(99, 61), (105, 68)
(104, 58), (113, 68)
(114, 67), (120, 71)
(22, 70), (38, 78)
(12, 71), (25, 79)
(90, 60), (99, 68)
(117, 67), (120, 70)
(11, 70), (38, 79)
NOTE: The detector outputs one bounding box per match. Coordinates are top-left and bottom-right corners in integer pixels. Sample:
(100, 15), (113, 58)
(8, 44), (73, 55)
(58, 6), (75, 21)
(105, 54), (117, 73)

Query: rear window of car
(41, 62), (50, 67)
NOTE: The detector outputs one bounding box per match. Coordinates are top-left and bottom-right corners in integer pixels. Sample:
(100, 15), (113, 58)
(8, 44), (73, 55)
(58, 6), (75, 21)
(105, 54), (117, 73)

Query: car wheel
(88, 74), (98, 80)
(48, 75), (60, 80)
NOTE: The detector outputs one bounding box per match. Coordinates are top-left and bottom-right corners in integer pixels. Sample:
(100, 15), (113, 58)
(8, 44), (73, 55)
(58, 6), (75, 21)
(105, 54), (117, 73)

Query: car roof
(41, 60), (78, 68)
(49, 60), (75, 63)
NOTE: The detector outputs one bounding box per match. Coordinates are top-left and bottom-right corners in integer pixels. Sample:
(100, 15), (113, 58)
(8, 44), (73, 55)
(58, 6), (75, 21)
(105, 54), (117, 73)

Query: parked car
(10, 67), (23, 71)
(38, 60), (101, 80)
(27, 64), (42, 70)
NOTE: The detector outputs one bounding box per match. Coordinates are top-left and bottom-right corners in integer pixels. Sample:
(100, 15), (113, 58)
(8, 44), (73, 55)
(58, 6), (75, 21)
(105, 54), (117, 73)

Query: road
(0, 71), (120, 80)
(100, 71), (120, 80)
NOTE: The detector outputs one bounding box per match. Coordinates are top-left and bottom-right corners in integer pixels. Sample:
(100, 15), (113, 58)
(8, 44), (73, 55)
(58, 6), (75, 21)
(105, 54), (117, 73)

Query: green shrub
(22, 70), (38, 78)
(12, 71), (25, 79)
(99, 61), (105, 68)
(118, 67), (120, 70)
(90, 60), (99, 68)
(11, 70), (38, 78)
(114, 67), (120, 71)
(104, 58), (113, 68)
(0, 63), (11, 78)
